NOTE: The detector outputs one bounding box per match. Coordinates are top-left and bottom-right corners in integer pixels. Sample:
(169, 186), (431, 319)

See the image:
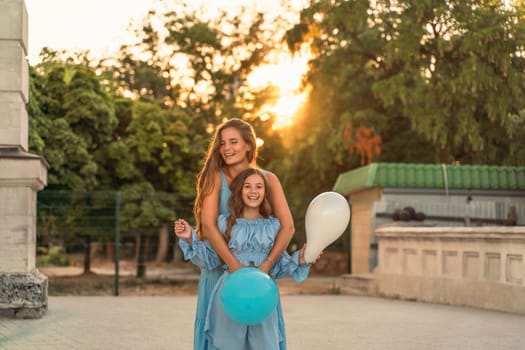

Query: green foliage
(101, 6), (287, 127)
(30, 48), (204, 244)
(29, 63), (116, 191)
(28, 4), (295, 252)
(369, 0), (525, 162)
(63, 67), (118, 149)
(27, 71), (46, 155)
(37, 190), (116, 250)
(37, 246), (70, 266)
(27, 1), (525, 255)
(119, 183), (176, 233)
(277, 0), (525, 228)
(288, 0), (525, 165)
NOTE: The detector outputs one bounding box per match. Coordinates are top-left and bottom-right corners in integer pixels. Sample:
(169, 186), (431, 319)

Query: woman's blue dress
(178, 170), (293, 350)
(204, 216), (311, 350)
(178, 171), (231, 350)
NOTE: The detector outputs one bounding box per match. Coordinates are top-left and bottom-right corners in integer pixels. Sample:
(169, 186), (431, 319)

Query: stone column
(0, 0), (49, 319)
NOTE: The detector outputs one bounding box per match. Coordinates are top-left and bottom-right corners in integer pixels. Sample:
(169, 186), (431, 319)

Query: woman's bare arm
(201, 171), (243, 272)
(259, 171), (295, 274)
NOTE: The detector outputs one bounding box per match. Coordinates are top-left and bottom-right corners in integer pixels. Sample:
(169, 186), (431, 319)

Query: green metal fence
(37, 190), (194, 295)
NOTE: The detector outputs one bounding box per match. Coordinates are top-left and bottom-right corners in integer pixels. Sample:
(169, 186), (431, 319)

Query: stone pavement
(1, 295), (525, 350)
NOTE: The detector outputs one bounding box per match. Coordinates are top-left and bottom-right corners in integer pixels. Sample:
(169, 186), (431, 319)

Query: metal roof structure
(333, 163), (525, 194)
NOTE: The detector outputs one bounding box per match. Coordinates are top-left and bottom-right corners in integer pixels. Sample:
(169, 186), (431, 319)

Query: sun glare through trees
(247, 51), (310, 129)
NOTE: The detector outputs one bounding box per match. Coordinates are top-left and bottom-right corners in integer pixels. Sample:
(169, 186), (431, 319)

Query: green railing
(37, 190), (194, 296)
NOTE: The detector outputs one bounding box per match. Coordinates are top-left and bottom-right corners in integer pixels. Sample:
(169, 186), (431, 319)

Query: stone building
(333, 163), (525, 274)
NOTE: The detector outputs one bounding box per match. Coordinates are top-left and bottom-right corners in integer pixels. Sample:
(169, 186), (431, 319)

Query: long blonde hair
(193, 118), (258, 240)
(224, 168), (273, 242)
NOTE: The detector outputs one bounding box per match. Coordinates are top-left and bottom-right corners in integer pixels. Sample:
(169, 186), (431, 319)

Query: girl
(175, 118), (294, 350)
(176, 168), (312, 349)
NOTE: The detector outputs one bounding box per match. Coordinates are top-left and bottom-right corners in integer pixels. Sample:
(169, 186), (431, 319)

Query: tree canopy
(280, 0), (525, 231)
(28, 0), (525, 251)
(287, 0), (525, 166)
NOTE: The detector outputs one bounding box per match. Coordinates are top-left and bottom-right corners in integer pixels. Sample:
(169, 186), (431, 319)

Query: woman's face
(219, 127), (251, 166)
(241, 173), (265, 209)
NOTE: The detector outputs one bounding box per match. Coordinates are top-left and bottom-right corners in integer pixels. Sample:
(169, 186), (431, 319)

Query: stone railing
(375, 226), (525, 315)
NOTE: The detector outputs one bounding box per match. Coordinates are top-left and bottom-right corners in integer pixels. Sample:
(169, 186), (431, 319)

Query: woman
(177, 118), (294, 350)
(177, 168), (311, 349)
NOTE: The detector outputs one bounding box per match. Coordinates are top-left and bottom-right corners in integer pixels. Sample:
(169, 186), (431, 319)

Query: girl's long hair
(193, 119), (258, 240)
(224, 168), (273, 242)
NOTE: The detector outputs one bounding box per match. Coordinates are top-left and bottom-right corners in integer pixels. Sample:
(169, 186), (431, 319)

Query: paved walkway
(1, 295), (525, 350)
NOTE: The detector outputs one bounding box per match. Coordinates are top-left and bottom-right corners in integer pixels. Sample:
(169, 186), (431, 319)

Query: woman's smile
(220, 127), (251, 165)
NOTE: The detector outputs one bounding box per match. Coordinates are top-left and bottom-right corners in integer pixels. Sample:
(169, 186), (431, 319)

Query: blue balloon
(220, 267), (279, 325)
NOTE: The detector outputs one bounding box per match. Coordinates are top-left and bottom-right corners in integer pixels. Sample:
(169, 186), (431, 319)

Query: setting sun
(247, 51), (310, 129)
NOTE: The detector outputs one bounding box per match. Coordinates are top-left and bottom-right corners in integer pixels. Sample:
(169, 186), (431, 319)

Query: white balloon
(304, 192), (351, 263)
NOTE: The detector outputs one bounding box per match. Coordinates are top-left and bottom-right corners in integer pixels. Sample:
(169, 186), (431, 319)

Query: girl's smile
(241, 174), (265, 210)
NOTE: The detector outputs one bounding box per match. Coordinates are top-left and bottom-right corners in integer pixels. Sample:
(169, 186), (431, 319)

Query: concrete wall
(0, 158), (46, 273)
(0, 0), (29, 150)
(349, 187), (382, 273)
(375, 226), (525, 315)
(348, 186), (525, 274)
(0, 0), (49, 318)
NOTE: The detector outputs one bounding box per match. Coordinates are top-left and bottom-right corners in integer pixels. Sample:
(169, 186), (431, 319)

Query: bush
(36, 246), (70, 266)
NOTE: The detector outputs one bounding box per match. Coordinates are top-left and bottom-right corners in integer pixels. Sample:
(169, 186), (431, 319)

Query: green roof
(333, 163), (525, 194)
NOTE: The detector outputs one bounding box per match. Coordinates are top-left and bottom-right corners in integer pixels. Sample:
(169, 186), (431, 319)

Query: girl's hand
(174, 219), (192, 244)
(299, 243), (322, 265)
(227, 260), (244, 274)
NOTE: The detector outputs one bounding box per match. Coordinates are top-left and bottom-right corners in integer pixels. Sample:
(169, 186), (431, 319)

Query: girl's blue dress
(204, 216), (311, 350)
(179, 170), (293, 350)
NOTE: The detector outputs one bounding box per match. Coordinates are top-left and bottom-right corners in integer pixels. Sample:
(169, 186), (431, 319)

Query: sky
(23, 0), (310, 128)
(24, 0), (307, 65)
(25, 0), (158, 64)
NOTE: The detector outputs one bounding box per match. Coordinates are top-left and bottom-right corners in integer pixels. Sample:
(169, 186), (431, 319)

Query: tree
(29, 3), (299, 265)
(30, 55), (121, 273)
(95, 4), (292, 261)
(99, 4), (292, 134)
(278, 0), (525, 245)
(287, 0), (525, 166)
(372, 0), (525, 163)
(117, 100), (198, 272)
(31, 58), (117, 191)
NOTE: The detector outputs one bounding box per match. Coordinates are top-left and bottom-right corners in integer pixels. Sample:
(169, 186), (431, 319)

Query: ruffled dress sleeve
(178, 228), (220, 270)
(269, 250), (311, 282)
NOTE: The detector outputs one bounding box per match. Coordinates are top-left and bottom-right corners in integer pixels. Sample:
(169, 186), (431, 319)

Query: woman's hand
(258, 260), (273, 274)
(174, 219), (192, 245)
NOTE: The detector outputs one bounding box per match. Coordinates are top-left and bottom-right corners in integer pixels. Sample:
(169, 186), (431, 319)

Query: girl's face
(219, 127), (252, 166)
(241, 173), (265, 209)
